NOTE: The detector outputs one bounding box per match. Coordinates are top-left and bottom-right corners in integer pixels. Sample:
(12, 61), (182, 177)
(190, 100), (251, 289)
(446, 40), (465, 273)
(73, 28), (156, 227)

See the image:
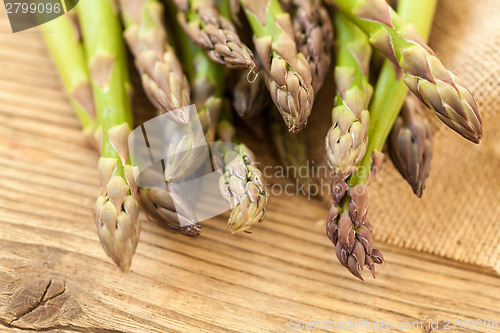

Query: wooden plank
(1, 201), (500, 332)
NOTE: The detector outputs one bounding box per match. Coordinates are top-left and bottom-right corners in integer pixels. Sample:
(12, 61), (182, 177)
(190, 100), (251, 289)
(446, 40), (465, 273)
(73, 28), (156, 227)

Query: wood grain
(0, 10), (499, 333)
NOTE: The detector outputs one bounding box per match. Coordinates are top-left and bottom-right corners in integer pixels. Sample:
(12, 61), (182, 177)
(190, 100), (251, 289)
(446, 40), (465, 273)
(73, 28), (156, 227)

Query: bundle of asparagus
(41, 0), (482, 280)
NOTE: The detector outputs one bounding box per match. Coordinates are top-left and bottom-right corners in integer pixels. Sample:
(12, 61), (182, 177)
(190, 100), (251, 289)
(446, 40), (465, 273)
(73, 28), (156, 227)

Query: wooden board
(0, 10), (499, 333)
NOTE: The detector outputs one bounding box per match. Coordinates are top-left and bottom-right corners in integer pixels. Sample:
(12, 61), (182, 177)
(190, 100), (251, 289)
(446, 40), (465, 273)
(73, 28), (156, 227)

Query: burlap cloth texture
(270, 0), (500, 274)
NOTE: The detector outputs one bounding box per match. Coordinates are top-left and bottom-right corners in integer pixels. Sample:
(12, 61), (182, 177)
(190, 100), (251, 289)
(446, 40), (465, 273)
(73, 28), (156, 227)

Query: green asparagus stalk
(240, 0), (314, 133)
(326, 0), (438, 280)
(174, 0), (256, 70)
(77, 0), (140, 272)
(174, 2), (224, 146)
(119, 0), (191, 124)
(41, 13), (96, 146)
(325, 13), (372, 180)
(43, 11), (140, 271)
(330, 0), (483, 143)
(388, 93), (433, 197)
(284, 0), (334, 92)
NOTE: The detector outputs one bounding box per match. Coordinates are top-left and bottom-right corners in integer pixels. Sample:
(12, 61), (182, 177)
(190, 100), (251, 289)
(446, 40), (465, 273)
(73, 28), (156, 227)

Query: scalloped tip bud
(400, 46), (482, 144)
(220, 145), (269, 233)
(388, 94), (433, 197)
(325, 106), (369, 179)
(94, 195), (139, 272)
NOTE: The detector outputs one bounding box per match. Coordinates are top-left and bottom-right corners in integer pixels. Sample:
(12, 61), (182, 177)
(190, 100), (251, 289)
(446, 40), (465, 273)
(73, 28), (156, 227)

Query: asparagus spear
(43, 11), (140, 271)
(183, 0), (268, 232)
(330, 0), (483, 143)
(388, 93), (433, 198)
(327, 0), (438, 280)
(149, 15), (218, 186)
(174, 0), (256, 70)
(77, 0), (140, 272)
(173, 2), (223, 162)
(119, 0), (191, 124)
(325, 13), (372, 180)
(41, 13), (96, 146)
(284, 0), (334, 92)
(240, 0), (314, 133)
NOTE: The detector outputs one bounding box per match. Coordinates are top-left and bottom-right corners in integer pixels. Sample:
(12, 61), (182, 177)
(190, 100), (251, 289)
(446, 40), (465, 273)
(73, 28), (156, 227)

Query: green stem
(333, 11), (372, 117)
(243, 0), (284, 41)
(334, 13), (368, 95)
(77, 0), (133, 176)
(41, 15), (94, 131)
(349, 0), (437, 186)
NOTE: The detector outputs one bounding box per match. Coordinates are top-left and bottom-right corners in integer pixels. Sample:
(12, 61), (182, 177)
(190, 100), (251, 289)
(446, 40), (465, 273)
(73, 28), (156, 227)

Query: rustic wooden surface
(1, 10), (500, 333)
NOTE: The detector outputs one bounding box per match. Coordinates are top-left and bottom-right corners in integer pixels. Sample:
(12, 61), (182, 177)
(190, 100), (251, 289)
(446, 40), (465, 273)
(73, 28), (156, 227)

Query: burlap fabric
(295, 0), (500, 273)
